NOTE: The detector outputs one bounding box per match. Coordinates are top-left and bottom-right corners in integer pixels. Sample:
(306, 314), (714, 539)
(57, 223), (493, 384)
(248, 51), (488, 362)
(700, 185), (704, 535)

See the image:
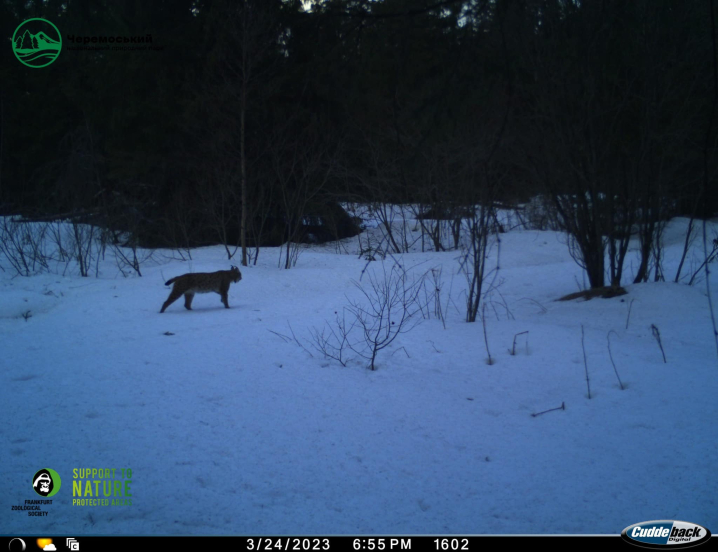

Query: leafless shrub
(46, 220), (72, 263)
(310, 310), (356, 367)
(651, 324), (667, 364)
(518, 297), (547, 315)
(0, 218), (51, 275)
(0, 217), (134, 278)
(510, 331), (529, 356)
(344, 260), (427, 370)
(531, 402), (566, 418)
(606, 330), (625, 390)
(522, 195), (563, 231)
(481, 303), (494, 365)
(581, 324), (591, 399)
(68, 220), (98, 277)
(458, 205), (498, 323)
(357, 230), (389, 262)
(368, 203), (408, 254)
(687, 235), (718, 286)
(110, 233), (156, 277)
(425, 266), (446, 329)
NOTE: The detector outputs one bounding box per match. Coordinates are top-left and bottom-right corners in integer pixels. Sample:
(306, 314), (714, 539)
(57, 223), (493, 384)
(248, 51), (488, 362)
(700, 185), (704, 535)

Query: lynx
(160, 266), (242, 313)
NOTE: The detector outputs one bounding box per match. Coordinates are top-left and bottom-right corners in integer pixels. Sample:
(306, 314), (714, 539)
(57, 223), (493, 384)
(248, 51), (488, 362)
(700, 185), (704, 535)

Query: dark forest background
(0, 0), (716, 281)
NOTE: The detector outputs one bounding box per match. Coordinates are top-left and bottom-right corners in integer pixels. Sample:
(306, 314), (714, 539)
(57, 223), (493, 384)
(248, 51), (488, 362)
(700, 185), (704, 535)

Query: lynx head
(230, 265), (242, 283)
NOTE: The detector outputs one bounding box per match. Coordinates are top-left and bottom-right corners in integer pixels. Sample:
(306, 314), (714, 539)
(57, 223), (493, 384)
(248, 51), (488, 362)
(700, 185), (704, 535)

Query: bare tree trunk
(0, 97), (3, 201)
(240, 1), (249, 267)
(240, 90), (248, 267)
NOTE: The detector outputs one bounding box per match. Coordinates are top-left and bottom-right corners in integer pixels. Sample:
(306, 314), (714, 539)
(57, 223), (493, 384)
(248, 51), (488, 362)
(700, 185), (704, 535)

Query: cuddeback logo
(621, 520), (712, 549)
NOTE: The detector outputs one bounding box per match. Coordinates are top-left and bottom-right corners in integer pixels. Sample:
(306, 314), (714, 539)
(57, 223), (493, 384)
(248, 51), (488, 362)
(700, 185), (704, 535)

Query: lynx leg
(160, 288), (183, 313)
(184, 292), (195, 310)
(218, 282), (230, 308)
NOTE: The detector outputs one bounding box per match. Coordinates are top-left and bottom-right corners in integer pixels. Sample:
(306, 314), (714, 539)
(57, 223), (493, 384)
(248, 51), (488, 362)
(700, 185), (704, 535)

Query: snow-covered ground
(1, 212), (716, 535)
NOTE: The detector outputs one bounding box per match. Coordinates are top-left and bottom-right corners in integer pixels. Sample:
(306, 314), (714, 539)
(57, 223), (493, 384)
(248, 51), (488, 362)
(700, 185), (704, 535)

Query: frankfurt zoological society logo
(33, 469), (61, 497)
(12, 18), (62, 68)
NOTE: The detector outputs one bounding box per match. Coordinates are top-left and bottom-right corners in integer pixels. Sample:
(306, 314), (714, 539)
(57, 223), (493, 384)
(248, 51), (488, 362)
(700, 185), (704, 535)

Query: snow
(1, 212), (717, 535)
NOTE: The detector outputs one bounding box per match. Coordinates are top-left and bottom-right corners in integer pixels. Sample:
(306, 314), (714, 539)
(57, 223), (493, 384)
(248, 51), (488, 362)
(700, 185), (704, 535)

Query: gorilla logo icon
(32, 469), (61, 497)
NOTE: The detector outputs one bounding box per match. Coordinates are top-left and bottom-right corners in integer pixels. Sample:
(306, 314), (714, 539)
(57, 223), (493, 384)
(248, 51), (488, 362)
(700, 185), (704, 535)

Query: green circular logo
(32, 468), (61, 497)
(12, 18), (62, 68)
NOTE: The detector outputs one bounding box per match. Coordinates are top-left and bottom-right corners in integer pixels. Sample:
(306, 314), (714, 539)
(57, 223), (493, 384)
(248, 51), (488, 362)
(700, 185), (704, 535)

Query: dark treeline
(0, 0), (716, 278)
